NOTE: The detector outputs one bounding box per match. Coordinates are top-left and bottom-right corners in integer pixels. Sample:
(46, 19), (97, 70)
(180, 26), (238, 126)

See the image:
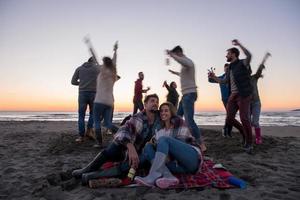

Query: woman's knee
(157, 136), (172, 144)
(185, 158), (200, 173)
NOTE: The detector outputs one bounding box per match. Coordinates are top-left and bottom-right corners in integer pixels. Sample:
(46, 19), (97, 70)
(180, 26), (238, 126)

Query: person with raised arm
(209, 39), (253, 153)
(163, 80), (179, 110)
(167, 45), (206, 151)
(250, 52), (271, 144)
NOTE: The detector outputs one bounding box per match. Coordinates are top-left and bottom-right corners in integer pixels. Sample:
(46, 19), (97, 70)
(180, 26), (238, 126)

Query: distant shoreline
(0, 121), (299, 137)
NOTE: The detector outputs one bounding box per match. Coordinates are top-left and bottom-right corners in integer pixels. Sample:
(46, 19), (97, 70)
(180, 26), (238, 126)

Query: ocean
(0, 111), (299, 126)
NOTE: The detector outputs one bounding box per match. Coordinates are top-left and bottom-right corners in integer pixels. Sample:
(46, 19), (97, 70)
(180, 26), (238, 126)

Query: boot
(72, 151), (107, 179)
(227, 124), (233, 138)
(94, 129), (103, 148)
(155, 165), (179, 189)
(134, 152), (166, 187)
(85, 128), (96, 140)
(81, 170), (103, 185)
(255, 127), (262, 144)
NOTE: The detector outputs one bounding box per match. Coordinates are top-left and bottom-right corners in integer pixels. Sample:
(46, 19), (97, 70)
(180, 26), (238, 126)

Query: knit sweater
(71, 62), (100, 92)
(172, 54), (197, 95)
(94, 67), (117, 106)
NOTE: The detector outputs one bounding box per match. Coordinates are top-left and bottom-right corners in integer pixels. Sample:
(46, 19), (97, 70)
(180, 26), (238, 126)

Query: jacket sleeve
(171, 54), (194, 68)
(71, 68), (80, 85)
(113, 115), (143, 146)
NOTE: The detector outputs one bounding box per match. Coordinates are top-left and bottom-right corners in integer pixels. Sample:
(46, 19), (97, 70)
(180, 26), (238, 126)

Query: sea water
(0, 111), (299, 126)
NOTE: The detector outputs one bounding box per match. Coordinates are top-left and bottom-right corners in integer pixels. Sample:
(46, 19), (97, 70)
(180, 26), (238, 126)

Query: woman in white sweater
(92, 42), (119, 147)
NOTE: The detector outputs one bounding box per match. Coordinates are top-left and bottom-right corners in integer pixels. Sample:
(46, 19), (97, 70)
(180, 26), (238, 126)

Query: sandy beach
(0, 121), (299, 200)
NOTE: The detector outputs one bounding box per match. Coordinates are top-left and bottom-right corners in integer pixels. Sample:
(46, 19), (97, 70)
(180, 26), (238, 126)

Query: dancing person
(72, 94), (161, 185)
(84, 38), (119, 147)
(135, 102), (202, 188)
(209, 39), (253, 153)
(250, 52), (271, 144)
(133, 72), (150, 114)
(167, 45), (206, 151)
(163, 80), (179, 109)
(208, 64), (232, 137)
(71, 57), (99, 142)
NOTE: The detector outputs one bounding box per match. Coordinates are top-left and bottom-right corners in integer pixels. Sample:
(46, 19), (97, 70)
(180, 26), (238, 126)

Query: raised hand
(232, 39), (240, 46)
(261, 52), (271, 65)
(114, 41), (118, 51)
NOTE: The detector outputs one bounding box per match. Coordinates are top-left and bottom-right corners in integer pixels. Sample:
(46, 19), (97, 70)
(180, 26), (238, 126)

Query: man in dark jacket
(209, 39), (253, 153)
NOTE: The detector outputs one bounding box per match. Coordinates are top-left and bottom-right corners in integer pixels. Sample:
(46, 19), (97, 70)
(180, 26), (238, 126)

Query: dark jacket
(228, 59), (252, 97)
(165, 84), (179, 108)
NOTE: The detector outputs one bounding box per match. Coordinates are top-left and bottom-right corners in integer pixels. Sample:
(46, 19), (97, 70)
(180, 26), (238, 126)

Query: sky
(0, 0), (299, 112)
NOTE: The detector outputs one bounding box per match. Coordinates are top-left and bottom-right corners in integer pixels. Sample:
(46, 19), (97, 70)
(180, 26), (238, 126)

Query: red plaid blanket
(170, 159), (233, 189)
(97, 159), (233, 189)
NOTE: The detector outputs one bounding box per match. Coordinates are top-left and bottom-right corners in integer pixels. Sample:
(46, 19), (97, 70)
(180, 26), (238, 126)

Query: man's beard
(226, 57), (232, 62)
(149, 108), (159, 113)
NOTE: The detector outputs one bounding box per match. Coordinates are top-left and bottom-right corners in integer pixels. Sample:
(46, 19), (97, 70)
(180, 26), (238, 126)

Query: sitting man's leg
(72, 142), (126, 178)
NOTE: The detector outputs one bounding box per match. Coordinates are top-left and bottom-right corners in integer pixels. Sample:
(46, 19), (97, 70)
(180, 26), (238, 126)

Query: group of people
(71, 39), (268, 187)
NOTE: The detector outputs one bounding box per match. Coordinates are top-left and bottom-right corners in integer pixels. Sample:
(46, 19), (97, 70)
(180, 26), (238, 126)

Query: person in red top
(133, 72), (150, 114)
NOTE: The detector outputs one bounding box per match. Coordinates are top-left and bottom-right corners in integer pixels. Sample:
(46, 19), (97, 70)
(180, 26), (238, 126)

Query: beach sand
(0, 121), (299, 200)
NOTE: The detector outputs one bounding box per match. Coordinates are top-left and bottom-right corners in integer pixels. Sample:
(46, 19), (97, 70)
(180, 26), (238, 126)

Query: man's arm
(84, 37), (100, 66)
(126, 143), (139, 169)
(169, 53), (194, 68)
(232, 39), (252, 66)
(142, 87), (150, 93)
(163, 81), (171, 91)
(168, 69), (180, 76)
(114, 116), (143, 168)
(253, 64), (265, 79)
(208, 72), (228, 84)
(71, 68), (80, 85)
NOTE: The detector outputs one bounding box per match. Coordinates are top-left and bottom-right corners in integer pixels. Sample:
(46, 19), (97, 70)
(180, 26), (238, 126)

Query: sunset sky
(0, 0), (299, 112)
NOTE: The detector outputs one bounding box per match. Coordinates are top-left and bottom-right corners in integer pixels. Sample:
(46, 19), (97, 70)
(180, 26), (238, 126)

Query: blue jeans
(142, 136), (200, 174)
(93, 102), (118, 135)
(78, 91), (96, 136)
(250, 100), (261, 128)
(177, 92), (201, 143)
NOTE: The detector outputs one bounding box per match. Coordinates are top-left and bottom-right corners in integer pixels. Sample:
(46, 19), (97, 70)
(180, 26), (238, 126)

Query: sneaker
(75, 137), (84, 143)
(155, 177), (179, 189)
(243, 144), (253, 154)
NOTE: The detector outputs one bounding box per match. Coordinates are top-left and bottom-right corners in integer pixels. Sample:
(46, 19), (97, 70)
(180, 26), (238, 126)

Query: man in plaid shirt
(72, 94), (161, 184)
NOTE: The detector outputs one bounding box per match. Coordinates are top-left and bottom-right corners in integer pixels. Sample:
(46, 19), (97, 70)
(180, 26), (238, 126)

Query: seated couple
(72, 94), (202, 188)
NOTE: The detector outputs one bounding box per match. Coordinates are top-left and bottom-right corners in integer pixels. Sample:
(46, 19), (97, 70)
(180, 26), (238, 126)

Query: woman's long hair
(102, 56), (117, 79)
(159, 102), (178, 128)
